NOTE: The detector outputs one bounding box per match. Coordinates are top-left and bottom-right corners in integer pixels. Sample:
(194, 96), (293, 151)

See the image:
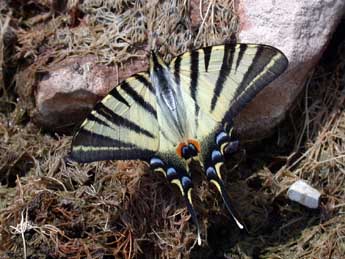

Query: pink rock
(235, 0), (345, 139)
(34, 56), (119, 130)
(34, 55), (148, 131)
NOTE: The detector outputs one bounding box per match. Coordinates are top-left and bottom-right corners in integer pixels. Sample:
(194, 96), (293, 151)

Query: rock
(235, 0), (345, 139)
(33, 56), (115, 131)
(287, 180), (321, 209)
(33, 55), (147, 131)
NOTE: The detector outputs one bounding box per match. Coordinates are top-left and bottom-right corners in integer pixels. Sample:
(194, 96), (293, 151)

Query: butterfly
(70, 43), (288, 244)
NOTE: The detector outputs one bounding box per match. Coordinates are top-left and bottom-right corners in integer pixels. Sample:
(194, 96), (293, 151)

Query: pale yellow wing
(71, 72), (159, 163)
(169, 43), (288, 139)
(167, 44), (288, 232)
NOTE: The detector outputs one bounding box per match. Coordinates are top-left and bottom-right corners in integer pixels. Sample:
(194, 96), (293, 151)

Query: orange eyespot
(176, 142), (186, 158)
(188, 139), (201, 153)
(176, 139), (201, 159)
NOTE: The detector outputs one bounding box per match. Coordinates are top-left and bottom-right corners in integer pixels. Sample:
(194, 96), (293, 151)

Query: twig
(315, 154), (345, 165)
(194, 0), (214, 45)
(10, 209), (30, 259)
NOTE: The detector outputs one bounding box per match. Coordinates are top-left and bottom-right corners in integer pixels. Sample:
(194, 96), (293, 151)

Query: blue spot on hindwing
(181, 145), (190, 159)
(226, 140), (239, 154)
(188, 143), (198, 156)
(211, 150), (223, 162)
(150, 157), (164, 168)
(206, 167), (217, 179)
(216, 131), (228, 146)
(181, 176), (192, 189)
(166, 167), (177, 179)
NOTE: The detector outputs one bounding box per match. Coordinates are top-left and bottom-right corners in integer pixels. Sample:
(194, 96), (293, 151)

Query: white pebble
(287, 180), (321, 209)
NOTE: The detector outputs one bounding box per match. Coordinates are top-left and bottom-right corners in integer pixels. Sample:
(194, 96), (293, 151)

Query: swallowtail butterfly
(71, 43), (288, 244)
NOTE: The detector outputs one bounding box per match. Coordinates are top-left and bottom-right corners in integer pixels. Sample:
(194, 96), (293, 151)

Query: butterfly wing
(71, 72), (159, 163)
(169, 43), (288, 229)
(170, 43), (288, 127)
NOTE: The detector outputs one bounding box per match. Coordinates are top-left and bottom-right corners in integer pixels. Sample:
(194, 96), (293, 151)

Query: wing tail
(149, 156), (202, 245)
(201, 129), (245, 229)
(206, 165), (244, 229)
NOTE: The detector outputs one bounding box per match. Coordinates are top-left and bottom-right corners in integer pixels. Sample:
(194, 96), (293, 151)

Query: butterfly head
(149, 50), (169, 73)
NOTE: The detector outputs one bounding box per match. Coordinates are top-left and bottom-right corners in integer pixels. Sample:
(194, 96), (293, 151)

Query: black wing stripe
(203, 46), (212, 72)
(190, 50), (199, 101)
(73, 128), (134, 148)
(235, 44), (247, 71)
(82, 149), (154, 163)
(210, 44), (234, 112)
(95, 102), (156, 139)
(195, 105), (200, 132)
(121, 81), (157, 118)
(134, 74), (155, 94)
(224, 48), (288, 121)
(174, 56), (181, 85)
(110, 87), (130, 107)
(87, 112), (111, 128)
(190, 50), (200, 133)
(232, 46), (265, 99)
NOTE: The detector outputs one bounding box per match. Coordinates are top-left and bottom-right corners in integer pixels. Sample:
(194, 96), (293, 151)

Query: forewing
(170, 43), (288, 125)
(71, 72), (159, 163)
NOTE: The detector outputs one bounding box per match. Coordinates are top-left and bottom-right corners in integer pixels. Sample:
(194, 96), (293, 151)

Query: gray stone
(287, 180), (321, 209)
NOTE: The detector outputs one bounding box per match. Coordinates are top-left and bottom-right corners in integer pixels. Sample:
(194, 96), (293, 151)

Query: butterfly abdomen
(150, 51), (193, 145)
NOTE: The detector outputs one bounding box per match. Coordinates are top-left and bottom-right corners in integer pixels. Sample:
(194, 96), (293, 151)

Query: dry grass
(220, 41), (345, 259)
(258, 42), (345, 259)
(1, 0), (345, 258)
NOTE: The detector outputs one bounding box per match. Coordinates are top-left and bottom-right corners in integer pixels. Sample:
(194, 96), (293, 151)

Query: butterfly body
(150, 51), (194, 150)
(71, 43), (288, 244)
